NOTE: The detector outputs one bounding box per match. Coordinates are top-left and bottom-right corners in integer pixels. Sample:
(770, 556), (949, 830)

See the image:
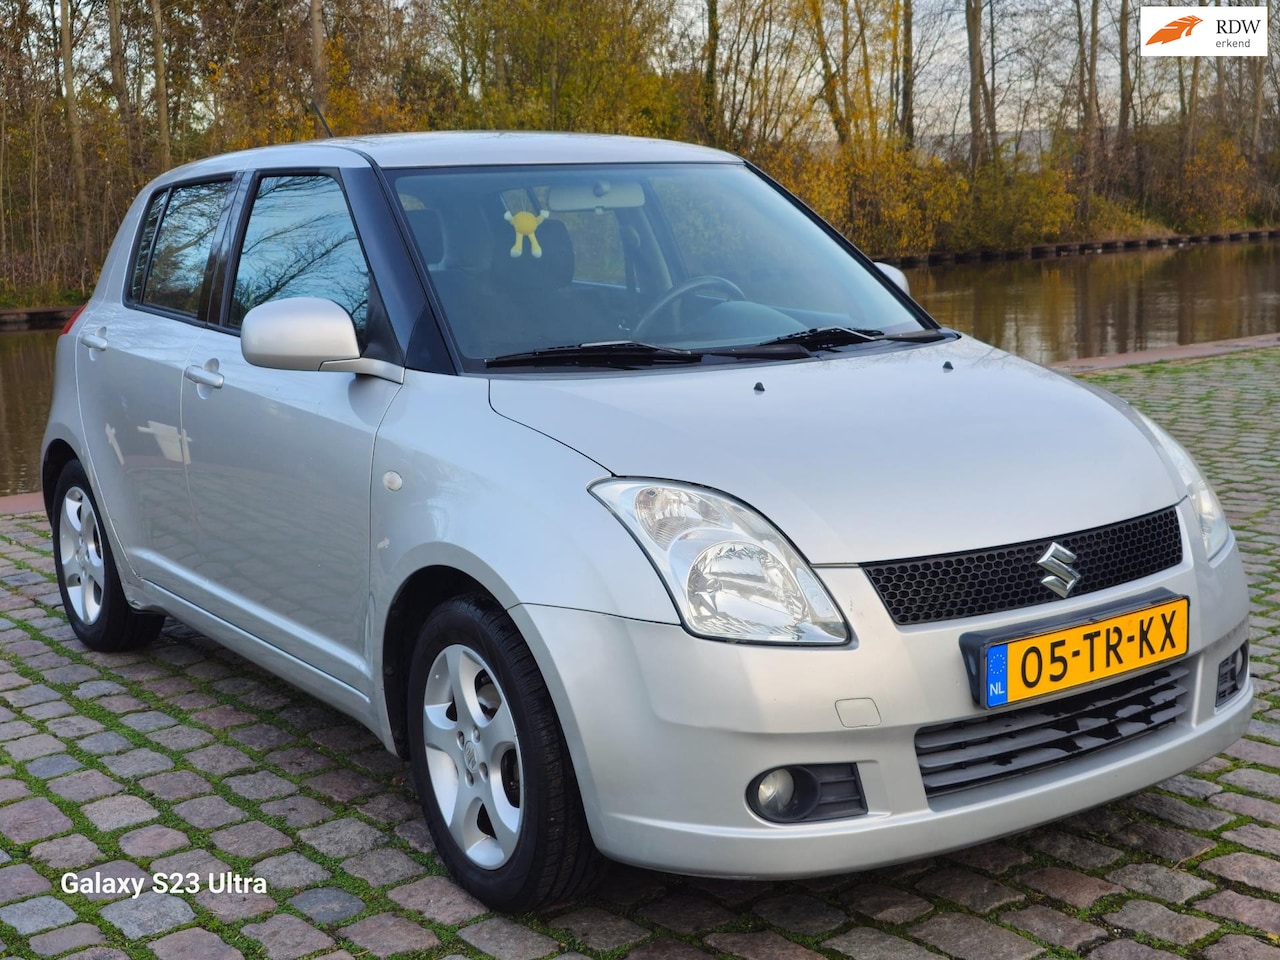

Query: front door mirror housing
(242, 297), (360, 370)
(874, 262), (910, 296)
(241, 298), (403, 382)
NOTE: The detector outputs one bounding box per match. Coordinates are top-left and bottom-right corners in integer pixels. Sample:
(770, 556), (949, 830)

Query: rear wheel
(51, 460), (162, 652)
(407, 595), (601, 911)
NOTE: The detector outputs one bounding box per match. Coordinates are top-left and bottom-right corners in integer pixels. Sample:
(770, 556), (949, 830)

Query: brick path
(1, 348), (1279, 960)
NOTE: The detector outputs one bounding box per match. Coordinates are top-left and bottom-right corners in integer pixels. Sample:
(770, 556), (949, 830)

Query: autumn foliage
(1, 0), (1277, 303)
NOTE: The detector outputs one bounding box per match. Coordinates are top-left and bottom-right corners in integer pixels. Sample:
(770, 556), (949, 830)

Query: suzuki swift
(43, 132), (1252, 911)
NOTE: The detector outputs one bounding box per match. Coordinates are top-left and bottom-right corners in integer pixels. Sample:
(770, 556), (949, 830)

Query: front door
(177, 172), (399, 691)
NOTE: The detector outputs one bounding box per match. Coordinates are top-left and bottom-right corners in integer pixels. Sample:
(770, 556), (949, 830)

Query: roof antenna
(310, 100), (334, 138)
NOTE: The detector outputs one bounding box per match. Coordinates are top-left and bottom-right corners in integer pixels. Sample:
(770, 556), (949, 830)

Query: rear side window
(135, 181), (231, 317)
(230, 174), (370, 335)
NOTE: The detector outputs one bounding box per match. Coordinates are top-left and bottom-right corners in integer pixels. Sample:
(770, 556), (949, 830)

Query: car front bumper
(509, 520), (1252, 878)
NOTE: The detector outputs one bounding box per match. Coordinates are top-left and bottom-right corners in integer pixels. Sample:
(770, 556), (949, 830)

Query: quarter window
(230, 174), (370, 335)
(137, 180), (230, 317)
(128, 192), (166, 303)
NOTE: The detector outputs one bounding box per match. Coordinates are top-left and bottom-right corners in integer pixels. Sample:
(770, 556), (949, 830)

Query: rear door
(75, 178), (234, 588)
(176, 170), (400, 691)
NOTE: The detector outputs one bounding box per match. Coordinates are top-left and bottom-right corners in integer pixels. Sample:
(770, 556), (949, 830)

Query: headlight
(1138, 412), (1230, 558)
(591, 479), (849, 644)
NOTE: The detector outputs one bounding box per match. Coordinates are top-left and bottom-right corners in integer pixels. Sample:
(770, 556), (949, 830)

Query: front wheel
(50, 460), (162, 652)
(407, 595), (601, 910)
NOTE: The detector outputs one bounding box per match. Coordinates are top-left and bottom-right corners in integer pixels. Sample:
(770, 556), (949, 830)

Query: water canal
(904, 239), (1280, 362)
(3, 238), (1279, 497)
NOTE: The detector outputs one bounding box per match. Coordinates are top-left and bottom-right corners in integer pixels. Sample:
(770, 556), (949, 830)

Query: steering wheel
(632, 275), (746, 338)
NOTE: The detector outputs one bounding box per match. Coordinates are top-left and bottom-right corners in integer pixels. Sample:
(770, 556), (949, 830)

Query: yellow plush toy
(505, 208), (550, 258)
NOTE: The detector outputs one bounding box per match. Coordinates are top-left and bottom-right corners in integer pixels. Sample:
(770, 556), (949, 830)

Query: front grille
(864, 507), (1183, 626)
(915, 664), (1189, 798)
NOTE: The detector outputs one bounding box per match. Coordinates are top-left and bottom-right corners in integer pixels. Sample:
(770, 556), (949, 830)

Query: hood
(488, 337), (1182, 563)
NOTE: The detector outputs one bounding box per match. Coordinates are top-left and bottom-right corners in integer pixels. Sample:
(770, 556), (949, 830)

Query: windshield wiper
(756, 326), (883, 350)
(880, 329), (954, 343)
(486, 338), (816, 368)
(486, 341), (706, 369)
(757, 325), (954, 352)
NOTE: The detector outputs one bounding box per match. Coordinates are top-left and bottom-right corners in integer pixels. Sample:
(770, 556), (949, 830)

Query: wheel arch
(42, 439), (150, 602)
(380, 564), (499, 758)
(42, 439), (79, 518)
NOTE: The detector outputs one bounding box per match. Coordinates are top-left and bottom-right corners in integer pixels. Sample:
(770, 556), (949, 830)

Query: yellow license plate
(979, 597), (1189, 708)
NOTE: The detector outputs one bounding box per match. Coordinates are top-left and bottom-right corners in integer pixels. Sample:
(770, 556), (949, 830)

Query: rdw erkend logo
(1145, 14), (1202, 45)
(1140, 6), (1268, 57)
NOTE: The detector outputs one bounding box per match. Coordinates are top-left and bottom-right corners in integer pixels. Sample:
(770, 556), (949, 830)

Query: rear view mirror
(548, 181), (644, 212)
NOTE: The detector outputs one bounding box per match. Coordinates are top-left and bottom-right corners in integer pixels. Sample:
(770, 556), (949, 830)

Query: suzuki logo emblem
(1037, 542), (1080, 598)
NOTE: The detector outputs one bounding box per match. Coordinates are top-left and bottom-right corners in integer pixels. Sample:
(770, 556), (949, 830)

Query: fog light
(748, 764), (865, 823)
(756, 768), (795, 816)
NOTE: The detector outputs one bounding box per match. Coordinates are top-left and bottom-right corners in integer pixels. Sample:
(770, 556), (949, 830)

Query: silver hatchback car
(44, 132), (1252, 911)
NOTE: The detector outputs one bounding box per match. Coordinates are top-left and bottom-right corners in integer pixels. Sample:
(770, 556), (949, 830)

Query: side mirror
(241, 297), (360, 370)
(875, 262), (910, 296)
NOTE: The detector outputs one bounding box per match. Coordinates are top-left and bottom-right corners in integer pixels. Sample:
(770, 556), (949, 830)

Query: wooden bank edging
(884, 226), (1280, 267)
(0, 305), (76, 333)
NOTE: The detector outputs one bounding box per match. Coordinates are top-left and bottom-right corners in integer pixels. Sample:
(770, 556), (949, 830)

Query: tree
(899, 0), (913, 143)
(703, 0), (720, 144)
(714, 0), (816, 158)
(1073, 0), (1100, 220)
(311, 0), (327, 134)
(150, 0), (169, 167)
(58, 0), (88, 267)
(106, 0), (135, 156)
(964, 0), (992, 169)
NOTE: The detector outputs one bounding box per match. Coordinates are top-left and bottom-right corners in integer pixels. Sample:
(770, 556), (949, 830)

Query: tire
(407, 595), (602, 911)
(50, 460), (163, 652)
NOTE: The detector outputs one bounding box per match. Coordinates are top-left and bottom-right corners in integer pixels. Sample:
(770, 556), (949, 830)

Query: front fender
(367, 370), (678, 666)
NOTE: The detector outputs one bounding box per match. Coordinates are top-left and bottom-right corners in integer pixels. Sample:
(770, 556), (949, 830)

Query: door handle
(184, 364), (225, 389)
(79, 332), (108, 351)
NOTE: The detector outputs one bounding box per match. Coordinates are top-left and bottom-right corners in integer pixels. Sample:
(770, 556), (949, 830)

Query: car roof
(155, 131), (740, 184)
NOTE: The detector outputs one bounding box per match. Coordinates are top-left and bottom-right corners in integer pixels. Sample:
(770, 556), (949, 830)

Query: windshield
(389, 163), (928, 368)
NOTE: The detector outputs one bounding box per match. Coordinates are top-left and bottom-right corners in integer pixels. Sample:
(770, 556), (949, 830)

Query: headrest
(404, 208), (443, 264)
(490, 218), (575, 292)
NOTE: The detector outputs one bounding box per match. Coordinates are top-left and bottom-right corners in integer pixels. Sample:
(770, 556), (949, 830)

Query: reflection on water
(2, 240), (1279, 496)
(0, 329), (57, 498)
(906, 240), (1280, 365)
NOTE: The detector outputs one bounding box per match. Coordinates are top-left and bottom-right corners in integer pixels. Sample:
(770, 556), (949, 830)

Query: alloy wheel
(421, 644), (524, 869)
(58, 485), (106, 626)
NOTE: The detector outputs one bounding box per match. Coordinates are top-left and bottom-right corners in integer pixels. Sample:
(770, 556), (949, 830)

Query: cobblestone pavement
(2, 348), (1279, 960)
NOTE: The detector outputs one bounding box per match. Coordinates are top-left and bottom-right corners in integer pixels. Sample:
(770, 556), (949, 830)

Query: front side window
(230, 174), (370, 337)
(137, 180), (231, 317)
(389, 163), (925, 368)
